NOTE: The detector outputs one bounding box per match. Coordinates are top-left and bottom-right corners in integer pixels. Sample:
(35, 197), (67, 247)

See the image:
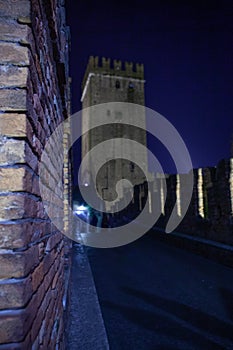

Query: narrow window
(115, 80), (120, 89)
(128, 81), (134, 102)
(130, 162), (135, 172)
(128, 81), (134, 89)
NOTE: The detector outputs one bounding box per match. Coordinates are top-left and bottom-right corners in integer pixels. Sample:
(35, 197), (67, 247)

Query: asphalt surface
(86, 230), (233, 350)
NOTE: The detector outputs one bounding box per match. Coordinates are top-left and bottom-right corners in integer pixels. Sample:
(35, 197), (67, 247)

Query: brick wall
(0, 0), (71, 348)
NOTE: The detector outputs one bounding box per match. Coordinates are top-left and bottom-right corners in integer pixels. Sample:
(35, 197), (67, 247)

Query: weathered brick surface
(0, 245), (39, 279)
(0, 66), (28, 88)
(0, 18), (30, 43)
(0, 334), (31, 350)
(0, 167), (39, 194)
(0, 310), (28, 343)
(0, 114), (27, 137)
(0, 194), (45, 221)
(0, 246), (63, 343)
(0, 221), (52, 249)
(0, 0), (71, 348)
(0, 0), (30, 19)
(0, 89), (27, 111)
(0, 276), (32, 310)
(0, 42), (29, 66)
(0, 139), (37, 170)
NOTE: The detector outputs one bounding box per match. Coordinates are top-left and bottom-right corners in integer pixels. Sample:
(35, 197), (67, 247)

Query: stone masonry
(139, 158), (233, 245)
(81, 56), (147, 204)
(0, 0), (71, 348)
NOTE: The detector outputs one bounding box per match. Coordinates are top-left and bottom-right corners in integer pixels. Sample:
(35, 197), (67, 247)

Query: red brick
(0, 89), (27, 111)
(0, 276), (32, 310)
(31, 241), (64, 291)
(0, 194), (47, 221)
(0, 113), (27, 137)
(0, 310), (27, 343)
(0, 245), (39, 279)
(0, 66), (28, 88)
(0, 167), (39, 195)
(0, 0), (71, 348)
(0, 42), (29, 66)
(0, 221), (51, 249)
(0, 18), (30, 43)
(0, 0), (30, 19)
(45, 232), (63, 253)
(0, 139), (38, 171)
(25, 250), (64, 340)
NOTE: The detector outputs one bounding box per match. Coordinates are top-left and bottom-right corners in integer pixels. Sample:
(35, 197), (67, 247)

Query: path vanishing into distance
(67, 230), (233, 349)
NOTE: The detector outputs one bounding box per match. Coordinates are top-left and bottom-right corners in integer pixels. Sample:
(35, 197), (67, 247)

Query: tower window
(127, 81), (134, 102)
(115, 80), (120, 89)
(128, 82), (134, 89)
(130, 162), (135, 172)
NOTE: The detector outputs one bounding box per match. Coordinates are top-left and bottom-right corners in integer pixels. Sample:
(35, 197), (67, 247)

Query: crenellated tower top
(82, 56), (144, 90)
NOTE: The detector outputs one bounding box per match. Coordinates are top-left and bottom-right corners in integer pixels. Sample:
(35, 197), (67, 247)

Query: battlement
(82, 56), (144, 90)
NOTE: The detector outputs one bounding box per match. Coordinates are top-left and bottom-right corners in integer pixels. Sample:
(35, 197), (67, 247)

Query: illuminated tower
(81, 56), (148, 202)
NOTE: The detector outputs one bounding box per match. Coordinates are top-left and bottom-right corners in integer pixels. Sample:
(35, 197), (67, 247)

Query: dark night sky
(66, 0), (233, 174)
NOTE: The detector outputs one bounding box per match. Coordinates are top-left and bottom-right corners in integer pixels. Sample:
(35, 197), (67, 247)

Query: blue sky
(66, 0), (233, 174)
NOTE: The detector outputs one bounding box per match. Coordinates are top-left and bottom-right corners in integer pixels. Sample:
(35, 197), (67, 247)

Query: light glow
(197, 168), (205, 218)
(75, 205), (88, 215)
(176, 174), (182, 217)
(230, 158), (233, 216)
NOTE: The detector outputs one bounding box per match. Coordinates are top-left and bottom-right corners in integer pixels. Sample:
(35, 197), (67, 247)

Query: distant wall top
(82, 56), (144, 90)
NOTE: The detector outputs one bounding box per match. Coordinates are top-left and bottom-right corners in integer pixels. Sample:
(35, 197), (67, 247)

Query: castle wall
(140, 159), (233, 245)
(172, 160), (233, 244)
(0, 0), (71, 348)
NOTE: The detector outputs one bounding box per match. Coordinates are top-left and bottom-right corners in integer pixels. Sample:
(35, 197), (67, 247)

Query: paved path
(86, 230), (233, 350)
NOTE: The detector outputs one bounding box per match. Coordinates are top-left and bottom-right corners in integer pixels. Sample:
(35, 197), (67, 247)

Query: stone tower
(81, 56), (148, 204)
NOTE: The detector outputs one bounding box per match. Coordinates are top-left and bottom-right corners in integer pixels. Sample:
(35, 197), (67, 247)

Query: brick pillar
(0, 0), (71, 348)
